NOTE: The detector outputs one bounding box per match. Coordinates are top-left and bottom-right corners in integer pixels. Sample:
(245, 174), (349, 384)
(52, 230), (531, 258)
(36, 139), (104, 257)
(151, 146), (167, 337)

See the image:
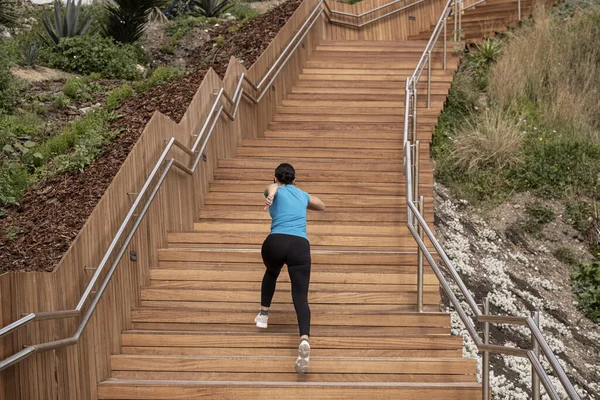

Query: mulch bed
(0, 0), (302, 274)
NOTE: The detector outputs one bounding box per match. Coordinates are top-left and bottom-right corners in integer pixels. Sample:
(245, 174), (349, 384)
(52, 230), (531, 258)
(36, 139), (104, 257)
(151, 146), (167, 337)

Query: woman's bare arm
(263, 184), (279, 210)
(307, 194), (326, 211)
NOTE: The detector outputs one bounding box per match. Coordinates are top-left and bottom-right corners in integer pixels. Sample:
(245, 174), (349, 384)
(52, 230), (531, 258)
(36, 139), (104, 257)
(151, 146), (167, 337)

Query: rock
(1, 30), (12, 39)
(223, 13), (236, 20)
(79, 103), (102, 115)
(136, 64), (147, 78)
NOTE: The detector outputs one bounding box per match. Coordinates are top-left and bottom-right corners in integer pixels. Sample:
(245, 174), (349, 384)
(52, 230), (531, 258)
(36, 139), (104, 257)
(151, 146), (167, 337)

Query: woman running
(254, 163), (326, 373)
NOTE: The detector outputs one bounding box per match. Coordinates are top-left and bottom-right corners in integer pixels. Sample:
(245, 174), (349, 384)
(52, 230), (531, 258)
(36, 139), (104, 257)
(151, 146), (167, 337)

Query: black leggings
(261, 234), (311, 337)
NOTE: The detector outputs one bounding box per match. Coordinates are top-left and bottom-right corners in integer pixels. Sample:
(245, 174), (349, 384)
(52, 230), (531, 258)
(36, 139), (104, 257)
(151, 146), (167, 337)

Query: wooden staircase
(409, 0), (540, 41)
(96, 41), (481, 399)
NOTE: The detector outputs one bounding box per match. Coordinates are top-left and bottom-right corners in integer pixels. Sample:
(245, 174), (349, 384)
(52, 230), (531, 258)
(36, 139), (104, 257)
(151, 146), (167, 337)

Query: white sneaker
(295, 339), (310, 373)
(254, 312), (268, 329)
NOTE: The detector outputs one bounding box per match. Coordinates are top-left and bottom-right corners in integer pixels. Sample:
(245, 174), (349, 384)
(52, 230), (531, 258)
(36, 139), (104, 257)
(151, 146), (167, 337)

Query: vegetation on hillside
(432, 5), (600, 324)
(0, 0), (261, 214)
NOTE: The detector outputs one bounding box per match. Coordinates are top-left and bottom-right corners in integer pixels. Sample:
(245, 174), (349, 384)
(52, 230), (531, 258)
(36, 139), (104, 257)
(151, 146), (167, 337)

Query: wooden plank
(98, 381), (481, 400)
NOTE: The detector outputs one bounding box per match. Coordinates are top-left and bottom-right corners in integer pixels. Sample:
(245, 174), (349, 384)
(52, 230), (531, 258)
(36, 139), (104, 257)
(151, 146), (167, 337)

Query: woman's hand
(264, 193), (275, 210)
(263, 184), (278, 210)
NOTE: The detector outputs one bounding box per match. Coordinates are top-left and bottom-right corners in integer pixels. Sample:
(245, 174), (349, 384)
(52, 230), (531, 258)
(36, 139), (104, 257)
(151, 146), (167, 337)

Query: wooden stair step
(292, 81), (452, 90)
(196, 208), (434, 223)
(149, 266), (438, 285)
(262, 130), (433, 141)
(110, 355), (475, 374)
(305, 60), (459, 70)
(297, 74), (453, 83)
(110, 370), (472, 382)
(276, 105), (442, 115)
(120, 331), (463, 350)
(139, 288), (440, 305)
(266, 120), (437, 130)
(130, 323), (450, 335)
(158, 249), (430, 265)
(208, 180), (415, 195)
(192, 221), (408, 235)
(139, 301), (441, 313)
(241, 138), (404, 149)
(146, 281), (439, 293)
(97, 380), (481, 400)
(131, 308), (449, 327)
(301, 68), (453, 76)
(216, 159), (404, 171)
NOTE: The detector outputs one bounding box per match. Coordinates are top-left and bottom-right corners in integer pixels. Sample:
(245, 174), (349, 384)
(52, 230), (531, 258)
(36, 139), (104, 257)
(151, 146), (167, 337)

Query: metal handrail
(323, 0), (427, 28)
(402, 1), (580, 399)
(0, 0), (325, 372)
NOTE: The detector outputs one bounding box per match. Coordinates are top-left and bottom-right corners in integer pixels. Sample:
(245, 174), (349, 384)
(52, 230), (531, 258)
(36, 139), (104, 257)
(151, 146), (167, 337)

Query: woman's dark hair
(275, 163), (295, 185)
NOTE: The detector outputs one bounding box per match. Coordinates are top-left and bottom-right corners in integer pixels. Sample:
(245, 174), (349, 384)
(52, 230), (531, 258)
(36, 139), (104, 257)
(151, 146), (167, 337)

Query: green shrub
(0, 113), (44, 160)
(571, 261), (600, 323)
(0, 0), (19, 26)
(135, 65), (183, 92)
(159, 44), (176, 54)
(0, 56), (23, 112)
(525, 202), (555, 224)
(228, 3), (257, 20)
(106, 83), (134, 111)
(49, 34), (140, 80)
(564, 201), (594, 233)
(62, 77), (96, 101)
(165, 15), (206, 38)
(513, 129), (600, 198)
(553, 246), (580, 265)
(53, 93), (71, 109)
(0, 162), (31, 206)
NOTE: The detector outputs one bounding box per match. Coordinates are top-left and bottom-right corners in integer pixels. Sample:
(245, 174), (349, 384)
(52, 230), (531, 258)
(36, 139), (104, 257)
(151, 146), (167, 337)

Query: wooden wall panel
(0, 0), (331, 398)
(325, 0), (447, 40)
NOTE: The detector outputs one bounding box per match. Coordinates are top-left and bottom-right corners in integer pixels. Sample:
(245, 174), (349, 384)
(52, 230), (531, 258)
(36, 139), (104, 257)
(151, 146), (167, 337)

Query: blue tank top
(268, 185), (310, 240)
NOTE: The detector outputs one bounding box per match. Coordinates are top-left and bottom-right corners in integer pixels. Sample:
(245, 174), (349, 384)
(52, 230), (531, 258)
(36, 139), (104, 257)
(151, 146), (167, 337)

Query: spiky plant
(103, 0), (166, 44)
(0, 0), (18, 26)
(21, 43), (41, 67)
(164, 0), (231, 18)
(195, 0), (231, 18)
(41, 0), (95, 46)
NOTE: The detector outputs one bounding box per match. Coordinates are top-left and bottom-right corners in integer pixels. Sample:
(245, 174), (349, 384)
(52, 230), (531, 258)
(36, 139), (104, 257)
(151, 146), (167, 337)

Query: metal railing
(322, 0), (427, 28)
(0, 0), (325, 372)
(402, 1), (580, 399)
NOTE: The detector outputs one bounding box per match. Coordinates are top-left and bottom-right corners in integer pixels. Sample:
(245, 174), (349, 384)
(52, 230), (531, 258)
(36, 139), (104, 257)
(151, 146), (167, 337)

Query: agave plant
(21, 42), (41, 67)
(41, 0), (95, 46)
(0, 0), (18, 26)
(103, 0), (166, 44)
(196, 0), (232, 18)
(164, 0), (231, 18)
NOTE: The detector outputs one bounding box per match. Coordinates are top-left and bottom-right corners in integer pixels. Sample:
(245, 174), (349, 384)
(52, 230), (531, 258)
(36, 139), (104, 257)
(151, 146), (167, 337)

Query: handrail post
(427, 51), (432, 108)
(443, 17), (447, 69)
(412, 88), (418, 143)
(518, 0), (522, 21)
(413, 140), (420, 205)
(453, 1), (457, 41)
(417, 195), (424, 312)
(482, 297), (490, 400)
(532, 311), (541, 400)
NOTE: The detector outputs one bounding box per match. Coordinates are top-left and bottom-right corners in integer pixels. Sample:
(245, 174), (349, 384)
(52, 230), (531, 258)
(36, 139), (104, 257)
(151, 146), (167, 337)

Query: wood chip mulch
(0, 0), (302, 274)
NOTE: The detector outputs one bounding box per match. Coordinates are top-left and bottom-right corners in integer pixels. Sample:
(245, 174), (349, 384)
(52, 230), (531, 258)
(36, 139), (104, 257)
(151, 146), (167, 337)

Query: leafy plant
(0, 56), (23, 113)
(564, 201), (594, 233)
(0, 162), (30, 207)
(553, 246), (579, 265)
(525, 202), (555, 224)
(106, 83), (134, 111)
(49, 34), (140, 80)
(53, 93), (71, 109)
(103, 0), (165, 44)
(571, 261), (600, 323)
(62, 77), (98, 101)
(41, 0), (95, 46)
(135, 65), (183, 92)
(228, 3), (257, 21)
